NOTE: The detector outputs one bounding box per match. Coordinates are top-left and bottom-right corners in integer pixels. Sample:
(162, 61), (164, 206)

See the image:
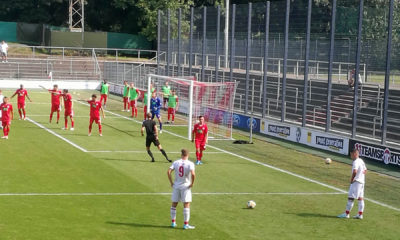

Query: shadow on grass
(101, 157), (170, 163)
(102, 122), (139, 138)
(295, 213), (337, 219)
(106, 221), (171, 229)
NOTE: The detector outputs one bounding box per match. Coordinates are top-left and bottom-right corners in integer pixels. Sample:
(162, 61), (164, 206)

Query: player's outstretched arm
(167, 168), (174, 187)
(10, 108), (13, 121)
(11, 92), (17, 99)
(26, 94), (32, 102)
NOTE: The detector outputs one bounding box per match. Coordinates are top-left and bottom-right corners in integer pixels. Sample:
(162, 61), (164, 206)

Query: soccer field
(0, 89), (399, 240)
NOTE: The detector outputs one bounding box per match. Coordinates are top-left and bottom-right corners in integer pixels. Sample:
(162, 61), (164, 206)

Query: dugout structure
(147, 74), (236, 140)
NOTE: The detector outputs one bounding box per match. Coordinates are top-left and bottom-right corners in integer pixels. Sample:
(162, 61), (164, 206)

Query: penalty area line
(0, 192), (346, 197)
(26, 117), (88, 153)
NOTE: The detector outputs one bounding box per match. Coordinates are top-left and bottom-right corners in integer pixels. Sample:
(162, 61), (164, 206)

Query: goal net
(146, 74), (236, 140)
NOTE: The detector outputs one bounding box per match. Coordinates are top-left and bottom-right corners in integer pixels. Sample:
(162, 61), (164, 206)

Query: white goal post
(147, 74), (236, 140)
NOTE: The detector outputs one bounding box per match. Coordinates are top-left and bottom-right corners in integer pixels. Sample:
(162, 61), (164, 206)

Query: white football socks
(170, 207), (176, 222)
(358, 200), (364, 214)
(346, 200), (354, 214)
(183, 208), (190, 224)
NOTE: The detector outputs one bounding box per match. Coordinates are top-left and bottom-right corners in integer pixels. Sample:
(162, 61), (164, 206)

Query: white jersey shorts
(171, 187), (192, 203)
(348, 181), (364, 199)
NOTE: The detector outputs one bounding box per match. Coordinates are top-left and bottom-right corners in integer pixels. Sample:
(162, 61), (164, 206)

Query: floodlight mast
(69, 0), (85, 33)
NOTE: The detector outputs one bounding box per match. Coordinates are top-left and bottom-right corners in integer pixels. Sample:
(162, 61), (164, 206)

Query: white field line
(87, 150), (224, 154)
(0, 192), (346, 197)
(26, 118), (88, 153)
(60, 101), (400, 211)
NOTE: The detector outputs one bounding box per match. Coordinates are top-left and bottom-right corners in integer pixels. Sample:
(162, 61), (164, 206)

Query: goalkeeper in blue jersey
(150, 91), (163, 133)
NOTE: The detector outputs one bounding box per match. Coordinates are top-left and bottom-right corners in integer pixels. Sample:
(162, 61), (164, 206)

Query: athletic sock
(65, 118), (68, 128)
(18, 109), (22, 118)
(57, 112), (60, 122)
(147, 150), (154, 160)
(358, 200), (364, 215)
(49, 113), (53, 122)
(345, 200), (354, 214)
(71, 119), (75, 128)
(200, 150), (203, 160)
(99, 124), (102, 134)
(196, 151), (200, 160)
(160, 149), (169, 160)
(183, 208), (190, 225)
(160, 122), (163, 131)
(3, 127), (6, 136)
(170, 207), (177, 223)
(22, 109), (26, 118)
(172, 114), (175, 121)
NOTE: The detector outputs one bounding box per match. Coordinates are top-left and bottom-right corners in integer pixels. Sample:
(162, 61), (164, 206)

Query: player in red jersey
(192, 116), (208, 165)
(129, 82), (141, 118)
(0, 97), (13, 139)
(87, 94), (105, 136)
(48, 84), (62, 124)
(11, 84), (32, 120)
(62, 89), (75, 131)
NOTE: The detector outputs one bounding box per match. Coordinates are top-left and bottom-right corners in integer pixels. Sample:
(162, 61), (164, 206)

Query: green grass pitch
(0, 89), (399, 240)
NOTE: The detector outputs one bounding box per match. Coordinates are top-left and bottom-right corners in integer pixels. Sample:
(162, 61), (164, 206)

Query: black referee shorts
(146, 136), (160, 148)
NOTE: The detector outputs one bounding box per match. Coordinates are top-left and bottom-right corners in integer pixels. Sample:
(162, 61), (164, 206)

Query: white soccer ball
(247, 200), (256, 209)
(325, 157), (332, 164)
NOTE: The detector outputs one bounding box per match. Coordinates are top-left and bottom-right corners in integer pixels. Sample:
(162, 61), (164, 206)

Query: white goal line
(0, 192), (346, 197)
(87, 150), (224, 154)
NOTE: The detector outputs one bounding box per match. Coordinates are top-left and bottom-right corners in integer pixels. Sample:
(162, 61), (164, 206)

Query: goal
(146, 74), (236, 140)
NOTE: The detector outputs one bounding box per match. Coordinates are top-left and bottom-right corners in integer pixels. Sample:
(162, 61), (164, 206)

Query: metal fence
(156, 0), (400, 146)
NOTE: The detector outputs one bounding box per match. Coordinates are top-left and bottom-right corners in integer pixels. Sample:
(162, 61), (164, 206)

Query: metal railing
(92, 49), (102, 80)
(168, 51), (367, 85)
(0, 58), (100, 80)
(10, 45), (161, 62)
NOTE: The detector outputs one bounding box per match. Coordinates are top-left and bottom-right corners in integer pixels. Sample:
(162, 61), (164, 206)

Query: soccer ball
(247, 200), (256, 209)
(325, 158), (332, 164)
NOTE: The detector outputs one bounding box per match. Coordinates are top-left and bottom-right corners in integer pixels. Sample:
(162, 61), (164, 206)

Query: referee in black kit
(141, 112), (171, 162)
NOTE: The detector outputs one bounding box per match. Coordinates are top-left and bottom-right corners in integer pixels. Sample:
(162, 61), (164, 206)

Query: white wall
(0, 80), (101, 90)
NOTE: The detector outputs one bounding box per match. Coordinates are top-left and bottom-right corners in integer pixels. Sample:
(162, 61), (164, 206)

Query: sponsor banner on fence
(232, 114), (260, 132)
(349, 140), (400, 167)
(260, 120), (349, 155)
(108, 83), (124, 96)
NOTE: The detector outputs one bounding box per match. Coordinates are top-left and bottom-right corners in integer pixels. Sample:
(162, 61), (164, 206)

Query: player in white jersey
(338, 148), (367, 219)
(167, 149), (196, 230)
